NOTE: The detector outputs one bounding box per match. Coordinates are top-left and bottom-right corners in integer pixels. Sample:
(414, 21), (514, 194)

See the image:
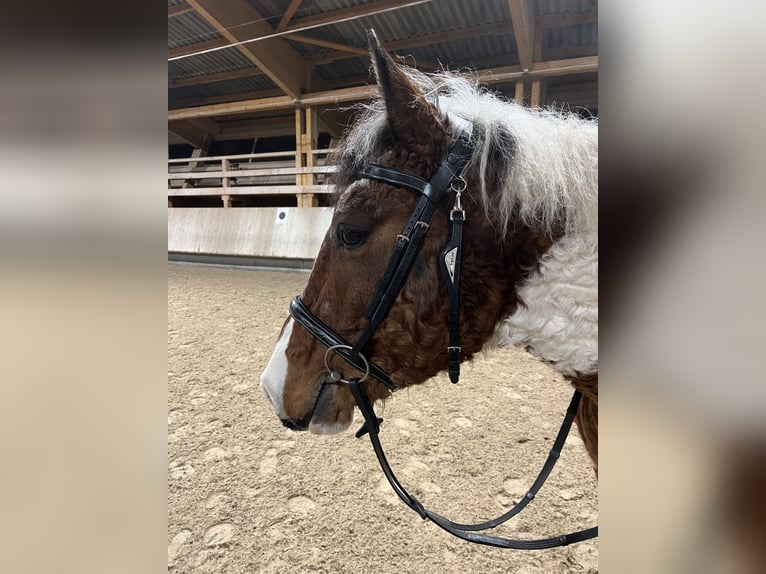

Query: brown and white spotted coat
(261, 33), (598, 470)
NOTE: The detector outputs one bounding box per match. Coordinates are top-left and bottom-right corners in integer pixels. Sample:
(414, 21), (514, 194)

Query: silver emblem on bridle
(443, 248), (457, 283)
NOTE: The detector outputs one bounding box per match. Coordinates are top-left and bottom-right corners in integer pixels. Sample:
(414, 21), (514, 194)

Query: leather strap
(352, 126), (473, 357)
(353, 196), (436, 355)
(439, 210), (464, 383)
(360, 165), (428, 195)
(285, 117), (600, 549)
(289, 296), (397, 392)
(349, 379), (598, 549)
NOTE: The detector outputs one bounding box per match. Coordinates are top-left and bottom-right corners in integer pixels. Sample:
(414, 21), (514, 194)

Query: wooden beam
(276, 0), (304, 32)
(309, 21), (514, 67)
(170, 89), (285, 109)
(169, 120), (211, 148)
(168, 86), (377, 120)
(188, 117), (221, 136)
(168, 0), (429, 65)
(168, 1), (194, 17)
(168, 58), (596, 120)
(508, 0), (536, 69)
(170, 95), (295, 121)
(289, 34), (368, 56)
(529, 56), (597, 74)
(284, 0), (431, 33)
(168, 185), (332, 197)
(387, 21), (515, 51)
(323, 76), (373, 89)
(170, 117), (298, 143)
(483, 56), (597, 83)
(168, 38), (228, 60)
(186, 0), (306, 98)
(169, 66), (263, 88)
(540, 10), (598, 28)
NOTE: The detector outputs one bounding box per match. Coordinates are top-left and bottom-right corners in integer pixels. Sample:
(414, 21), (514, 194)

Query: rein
(288, 119), (598, 549)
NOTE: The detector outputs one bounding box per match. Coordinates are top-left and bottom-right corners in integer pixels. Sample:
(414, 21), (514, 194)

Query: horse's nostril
(280, 418), (307, 431)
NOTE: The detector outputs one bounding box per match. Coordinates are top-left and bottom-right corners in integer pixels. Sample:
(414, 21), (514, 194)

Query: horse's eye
(337, 224), (368, 250)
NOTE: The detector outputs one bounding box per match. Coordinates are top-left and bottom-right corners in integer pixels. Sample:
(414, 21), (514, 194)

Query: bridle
(288, 117), (598, 549)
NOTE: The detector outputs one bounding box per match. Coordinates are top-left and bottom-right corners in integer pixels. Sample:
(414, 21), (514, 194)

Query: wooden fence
(168, 149), (337, 207)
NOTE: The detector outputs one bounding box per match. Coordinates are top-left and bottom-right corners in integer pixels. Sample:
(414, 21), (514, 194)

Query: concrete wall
(168, 207), (333, 268)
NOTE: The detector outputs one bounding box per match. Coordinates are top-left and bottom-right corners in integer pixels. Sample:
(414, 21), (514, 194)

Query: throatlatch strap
(348, 379), (599, 550)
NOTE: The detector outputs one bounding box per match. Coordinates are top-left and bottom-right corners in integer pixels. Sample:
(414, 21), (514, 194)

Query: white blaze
(260, 318), (294, 418)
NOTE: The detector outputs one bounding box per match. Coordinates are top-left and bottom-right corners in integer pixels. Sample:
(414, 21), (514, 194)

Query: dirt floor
(168, 263), (598, 573)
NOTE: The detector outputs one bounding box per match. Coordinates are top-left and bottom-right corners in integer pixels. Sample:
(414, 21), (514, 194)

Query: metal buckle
(450, 176), (466, 217)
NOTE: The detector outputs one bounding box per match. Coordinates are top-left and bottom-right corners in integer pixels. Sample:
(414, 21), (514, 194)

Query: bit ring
(323, 344), (370, 384)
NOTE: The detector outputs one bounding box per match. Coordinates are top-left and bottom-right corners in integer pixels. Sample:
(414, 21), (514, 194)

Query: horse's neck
(486, 228), (598, 377)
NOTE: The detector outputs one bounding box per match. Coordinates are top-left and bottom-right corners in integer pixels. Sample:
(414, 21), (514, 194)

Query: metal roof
(168, 11), (222, 49)
(169, 0), (598, 138)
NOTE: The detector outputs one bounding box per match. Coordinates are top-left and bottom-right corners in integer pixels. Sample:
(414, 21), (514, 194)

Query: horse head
(260, 31), (566, 434)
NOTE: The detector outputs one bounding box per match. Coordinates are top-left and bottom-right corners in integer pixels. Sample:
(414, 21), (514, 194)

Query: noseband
(288, 118), (597, 549)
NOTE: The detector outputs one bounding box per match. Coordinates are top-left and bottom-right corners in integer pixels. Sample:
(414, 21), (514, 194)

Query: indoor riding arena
(168, 1), (599, 572)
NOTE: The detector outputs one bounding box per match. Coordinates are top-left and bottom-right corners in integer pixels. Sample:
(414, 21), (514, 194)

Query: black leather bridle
(288, 119), (598, 549)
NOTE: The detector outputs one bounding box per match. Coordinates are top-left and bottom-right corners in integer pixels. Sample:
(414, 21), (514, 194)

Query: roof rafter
(168, 1), (194, 17)
(540, 10), (598, 28)
(309, 21), (515, 66)
(289, 34), (368, 56)
(168, 119), (212, 148)
(276, 0), (304, 32)
(508, 0), (536, 69)
(185, 0), (307, 98)
(169, 66), (264, 89)
(284, 0), (432, 33)
(168, 56), (597, 121)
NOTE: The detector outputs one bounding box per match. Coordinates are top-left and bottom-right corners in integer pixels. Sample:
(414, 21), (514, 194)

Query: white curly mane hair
(337, 68), (599, 376)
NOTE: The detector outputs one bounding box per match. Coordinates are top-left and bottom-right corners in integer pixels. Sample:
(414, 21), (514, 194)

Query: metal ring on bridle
(450, 176), (467, 193)
(323, 344), (370, 384)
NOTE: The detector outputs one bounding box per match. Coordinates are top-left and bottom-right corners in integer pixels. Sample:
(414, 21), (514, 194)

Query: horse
(260, 30), (597, 546)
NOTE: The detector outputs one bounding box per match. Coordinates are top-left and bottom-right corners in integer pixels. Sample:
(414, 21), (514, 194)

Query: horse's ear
(366, 29), (444, 145)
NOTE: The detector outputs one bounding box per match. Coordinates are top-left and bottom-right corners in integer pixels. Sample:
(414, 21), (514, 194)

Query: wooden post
(183, 147), (207, 188)
(295, 107), (304, 206)
(514, 81), (526, 105)
(222, 158), (230, 194)
(530, 81), (542, 107)
(530, 17), (545, 108)
(304, 106), (318, 207)
(295, 106), (319, 207)
(222, 157), (231, 207)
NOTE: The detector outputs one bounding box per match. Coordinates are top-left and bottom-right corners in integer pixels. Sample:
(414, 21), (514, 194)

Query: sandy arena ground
(168, 263), (598, 573)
